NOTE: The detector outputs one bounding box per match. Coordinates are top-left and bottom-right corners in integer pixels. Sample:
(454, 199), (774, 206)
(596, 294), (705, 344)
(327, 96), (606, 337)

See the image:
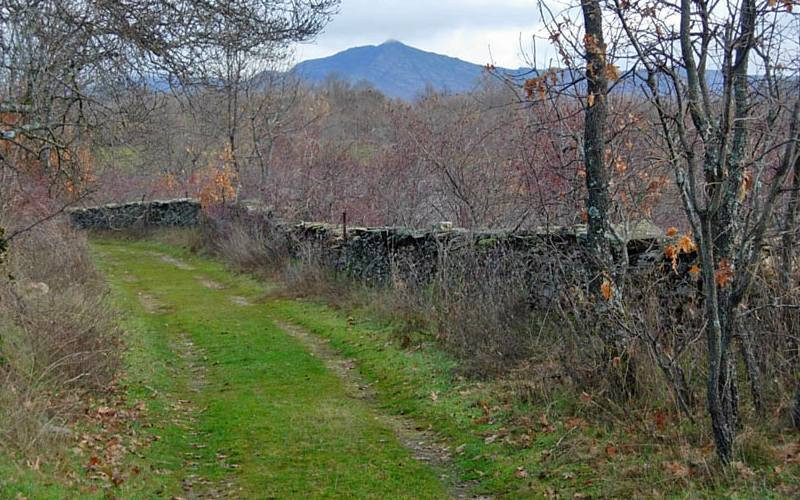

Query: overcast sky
(294, 0), (545, 68)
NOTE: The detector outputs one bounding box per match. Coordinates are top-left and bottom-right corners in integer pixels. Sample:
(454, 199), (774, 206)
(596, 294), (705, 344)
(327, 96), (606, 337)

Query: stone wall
(69, 199), (673, 293)
(229, 204), (668, 288)
(68, 199), (201, 230)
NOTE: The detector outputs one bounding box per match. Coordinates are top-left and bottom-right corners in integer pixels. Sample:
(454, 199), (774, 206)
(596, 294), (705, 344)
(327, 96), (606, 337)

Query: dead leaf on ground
(662, 460), (690, 479)
(565, 417), (588, 430)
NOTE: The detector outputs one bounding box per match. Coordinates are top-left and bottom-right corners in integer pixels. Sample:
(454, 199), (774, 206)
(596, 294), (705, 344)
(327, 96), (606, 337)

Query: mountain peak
(293, 41), (496, 100)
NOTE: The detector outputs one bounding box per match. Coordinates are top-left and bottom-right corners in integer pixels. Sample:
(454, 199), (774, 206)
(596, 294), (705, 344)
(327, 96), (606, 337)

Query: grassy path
(91, 239), (450, 499)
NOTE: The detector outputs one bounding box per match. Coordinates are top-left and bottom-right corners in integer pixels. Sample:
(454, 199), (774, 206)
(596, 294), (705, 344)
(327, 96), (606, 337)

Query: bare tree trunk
(700, 216), (736, 464)
(784, 141), (800, 430)
(738, 327), (765, 416)
(581, 0), (635, 399)
(782, 155), (800, 362)
(793, 388), (800, 429)
(581, 0), (612, 291)
(0, 225), (7, 263)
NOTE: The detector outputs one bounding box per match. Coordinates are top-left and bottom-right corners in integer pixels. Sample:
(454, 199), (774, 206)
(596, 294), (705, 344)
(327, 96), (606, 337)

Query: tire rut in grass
(146, 251), (195, 271)
(196, 276), (226, 290)
(273, 320), (486, 500)
(170, 332), (240, 499)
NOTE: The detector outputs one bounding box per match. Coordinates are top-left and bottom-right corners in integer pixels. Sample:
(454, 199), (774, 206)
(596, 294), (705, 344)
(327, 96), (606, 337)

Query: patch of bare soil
(273, 320), (486, 499)
(137, 292), (168, 314)
(228, 296), (251, 306)
(196, 277), (226, 290)
(160, 255), (194, 271)
(147, 251), (195, 271)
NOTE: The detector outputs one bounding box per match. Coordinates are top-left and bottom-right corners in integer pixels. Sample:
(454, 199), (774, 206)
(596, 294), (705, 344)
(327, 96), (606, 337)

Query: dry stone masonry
(67, 199), (672, 290)
(229, 202), (668, 287)
(68, 199), (201, 230)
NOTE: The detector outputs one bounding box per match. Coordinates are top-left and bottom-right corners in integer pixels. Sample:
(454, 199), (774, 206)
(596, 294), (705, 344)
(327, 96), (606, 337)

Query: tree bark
(0, 225), (6, 263)
(581, 0), (635, 399)
(793, 387), (800, 429)
(700, 216), (736, 464)
(581, 0), (612, 291)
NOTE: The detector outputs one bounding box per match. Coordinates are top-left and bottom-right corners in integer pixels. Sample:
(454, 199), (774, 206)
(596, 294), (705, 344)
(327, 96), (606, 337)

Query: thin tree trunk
(793, 388), (800, 429)
(782, 155), (800, 363)
(581, 0), (612, 292)
(581, 0), (635, 399)
(700, 216), (736, 464)
(737, 327), (765, 416)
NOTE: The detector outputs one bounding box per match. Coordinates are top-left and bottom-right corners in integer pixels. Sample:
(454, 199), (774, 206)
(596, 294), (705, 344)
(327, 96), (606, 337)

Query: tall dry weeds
(0, 216), (120, 455)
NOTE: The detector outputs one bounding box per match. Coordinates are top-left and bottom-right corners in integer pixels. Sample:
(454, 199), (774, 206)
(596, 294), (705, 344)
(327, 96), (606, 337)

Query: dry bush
(423, 241), (543, 377)
(201, 207), (293, 277)
(0, 216), (120, 454)
(280, 241), (352, 301)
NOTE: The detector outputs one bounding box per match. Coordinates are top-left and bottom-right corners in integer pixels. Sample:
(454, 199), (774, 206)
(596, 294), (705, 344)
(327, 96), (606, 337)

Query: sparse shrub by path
(0, 216), (120, 458)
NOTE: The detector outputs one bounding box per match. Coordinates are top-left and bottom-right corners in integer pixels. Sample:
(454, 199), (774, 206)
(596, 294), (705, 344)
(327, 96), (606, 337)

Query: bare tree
(609, 0), (800, 462)
(0, 0), (339, 253)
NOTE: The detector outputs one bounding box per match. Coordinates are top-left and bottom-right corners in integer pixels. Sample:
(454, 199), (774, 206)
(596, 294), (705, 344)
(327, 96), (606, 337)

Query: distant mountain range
(292, 40), (520, 100)
(291, 40), (751, 101)
(137, 40), (752, 101)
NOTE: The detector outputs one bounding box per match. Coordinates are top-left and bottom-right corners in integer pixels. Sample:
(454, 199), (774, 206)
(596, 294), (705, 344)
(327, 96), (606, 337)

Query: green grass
(5, 234), (798, 498)
(262, 295), (587, 498)
(87, 238), (447, 498)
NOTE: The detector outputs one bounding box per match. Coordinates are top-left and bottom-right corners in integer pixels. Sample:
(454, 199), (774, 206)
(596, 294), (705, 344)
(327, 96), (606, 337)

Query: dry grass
(202, 208), (292, 277)
(0, 215), (120, 455)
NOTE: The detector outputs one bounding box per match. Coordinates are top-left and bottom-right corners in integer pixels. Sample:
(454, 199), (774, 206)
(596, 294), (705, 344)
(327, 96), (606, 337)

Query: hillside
(293, 40), (506, 99)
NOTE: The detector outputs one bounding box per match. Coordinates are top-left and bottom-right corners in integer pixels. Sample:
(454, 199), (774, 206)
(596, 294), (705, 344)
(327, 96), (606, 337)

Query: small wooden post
(342, 211), (348, 242)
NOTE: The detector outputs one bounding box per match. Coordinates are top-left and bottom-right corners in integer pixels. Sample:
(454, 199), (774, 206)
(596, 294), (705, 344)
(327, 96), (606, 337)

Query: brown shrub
(201, 207), (293, 277)
(0, 216), (120, 454)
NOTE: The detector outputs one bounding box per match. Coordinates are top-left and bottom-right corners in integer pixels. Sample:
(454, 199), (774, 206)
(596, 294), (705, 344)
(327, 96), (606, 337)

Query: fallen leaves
(71, 385), (154, 490)
(539, 414), (556, 433)
(732, 461), (756, 478)
(565, 417), (588, 430)
(652, 410), (667, 431)
(775, 441), (800, 464)
(662, 460), (690, 479)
